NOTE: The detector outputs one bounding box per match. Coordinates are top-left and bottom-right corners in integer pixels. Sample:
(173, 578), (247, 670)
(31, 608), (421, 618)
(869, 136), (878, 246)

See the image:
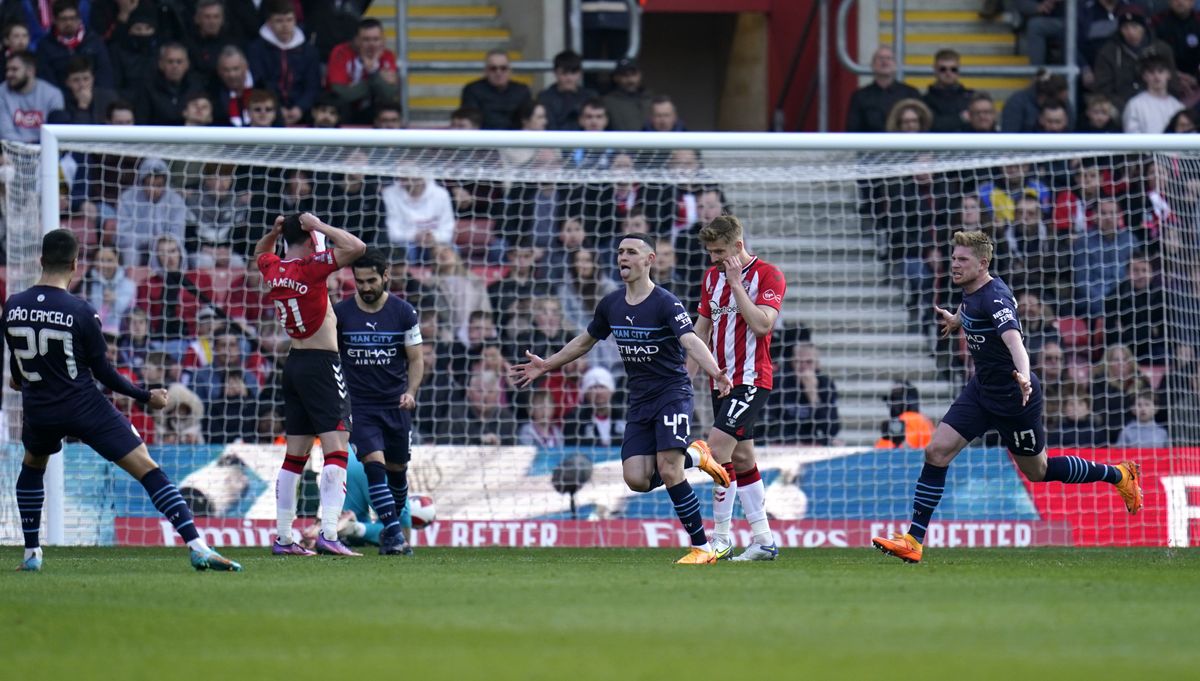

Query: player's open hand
(510, 351), (547, 387)
(713, 372), (733, 398)
(1012, 370), (1032, 407)
(720, 253), (744, 277)
(933, 305), (961, 339)
(399, 394), (416, 410)
(147, 388), (169, 410)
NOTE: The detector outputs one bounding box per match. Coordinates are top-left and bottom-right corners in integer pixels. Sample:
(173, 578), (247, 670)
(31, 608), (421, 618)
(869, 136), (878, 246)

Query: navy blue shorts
(621, 396), (694, 460)
(22, 394), (144, 462)
(350, 406), (412, 465)
(941, 374), (1045, 456)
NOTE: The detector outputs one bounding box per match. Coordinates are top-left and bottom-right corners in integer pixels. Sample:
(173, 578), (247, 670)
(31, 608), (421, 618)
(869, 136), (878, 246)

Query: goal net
(2, 129), (1198, 549)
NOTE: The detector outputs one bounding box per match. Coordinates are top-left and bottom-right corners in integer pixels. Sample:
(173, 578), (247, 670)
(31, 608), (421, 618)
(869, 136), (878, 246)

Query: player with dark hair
(333, 248), (424, 556)
(255, 212), (366, 556)
(693, 214), (786, 561)
(512, 232), (735, 564)
(872, 230), (1143, 564)
(7, 229), (240, 571)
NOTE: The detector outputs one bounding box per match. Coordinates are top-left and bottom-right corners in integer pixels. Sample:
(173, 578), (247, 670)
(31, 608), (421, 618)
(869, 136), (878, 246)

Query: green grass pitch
(2, 547), (1198, 681)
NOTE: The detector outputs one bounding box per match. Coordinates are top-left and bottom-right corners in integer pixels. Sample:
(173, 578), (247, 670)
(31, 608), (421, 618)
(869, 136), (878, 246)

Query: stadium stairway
(878, 2), (1031, 116)
(365, 0), (532, 126)
(728, 177), (955, 446)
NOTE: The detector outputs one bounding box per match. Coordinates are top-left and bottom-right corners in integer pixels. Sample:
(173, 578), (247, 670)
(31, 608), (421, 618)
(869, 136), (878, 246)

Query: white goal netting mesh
(2, 134), (1198, 549)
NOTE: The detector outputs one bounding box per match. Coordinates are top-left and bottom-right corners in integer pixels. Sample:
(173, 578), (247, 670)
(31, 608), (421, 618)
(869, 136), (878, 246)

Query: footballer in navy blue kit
(334, 249), (424, 556)
(512, 233), (735, 564)
(873, 231), (1144, 564)
(5, 229), (240, 572)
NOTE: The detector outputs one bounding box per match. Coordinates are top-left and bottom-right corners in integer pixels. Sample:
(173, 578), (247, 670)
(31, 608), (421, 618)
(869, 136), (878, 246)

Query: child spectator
(246, 0), (319, 125)
(517, 389), (565, 448)
(1049, 389), (1104, 447)
(1116, 392), (1170, 446)
(1123, 55), (1184, 133)
(1077, 94), (1122, 133)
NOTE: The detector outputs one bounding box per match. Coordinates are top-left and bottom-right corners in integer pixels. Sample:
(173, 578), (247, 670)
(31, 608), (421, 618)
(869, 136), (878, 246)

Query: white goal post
(1, 126), (1197, 549)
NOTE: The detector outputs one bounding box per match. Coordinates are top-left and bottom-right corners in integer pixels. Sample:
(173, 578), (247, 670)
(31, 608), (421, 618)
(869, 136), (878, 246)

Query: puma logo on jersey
(625, 315), (635, 324)
(366, 321), (378, 331)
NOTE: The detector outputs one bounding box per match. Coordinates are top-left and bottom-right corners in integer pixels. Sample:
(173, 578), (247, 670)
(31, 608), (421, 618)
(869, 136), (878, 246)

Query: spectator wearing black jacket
(35, 0), (114, 89)
(537, 50), (596, 130)
(187, 0), (237, 89)
(57, 55), (117, 125)
(1105, 251), (1167, 366)
(563, 367), (625, 448)
(1153, 0), (1200, 93)
(140, 42), (208, 125)
(922, 49), (973, 132)
(845, 46), (919, 132)
(108, 4), (160, 101)
(460, 48), (532, 130)
(246, 0), (320, 125)
(765, 343), (840, 445)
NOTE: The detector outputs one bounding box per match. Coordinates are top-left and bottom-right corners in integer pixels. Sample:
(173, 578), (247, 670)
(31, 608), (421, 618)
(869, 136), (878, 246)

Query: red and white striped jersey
(697, 257), (786, 389)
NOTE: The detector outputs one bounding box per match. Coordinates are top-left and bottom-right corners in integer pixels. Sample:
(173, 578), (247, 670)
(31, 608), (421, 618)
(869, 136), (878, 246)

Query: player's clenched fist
(147, 388), (170, 410)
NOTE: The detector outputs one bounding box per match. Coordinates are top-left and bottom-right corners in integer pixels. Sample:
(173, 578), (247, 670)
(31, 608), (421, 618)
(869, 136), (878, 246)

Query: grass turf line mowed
(2, 547), (1198, 681)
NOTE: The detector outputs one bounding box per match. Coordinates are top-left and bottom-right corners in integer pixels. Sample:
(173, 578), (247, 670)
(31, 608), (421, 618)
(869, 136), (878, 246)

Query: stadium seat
(1057, 316), (1104, 361)
(61, 215), (98, 252)
(1140, 364), (1167, 390)
(455, 218), (495, 264)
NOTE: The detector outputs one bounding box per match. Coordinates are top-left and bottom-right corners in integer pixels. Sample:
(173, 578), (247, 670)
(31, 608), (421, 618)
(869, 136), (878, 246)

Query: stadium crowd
(0, 0), (1195, 449)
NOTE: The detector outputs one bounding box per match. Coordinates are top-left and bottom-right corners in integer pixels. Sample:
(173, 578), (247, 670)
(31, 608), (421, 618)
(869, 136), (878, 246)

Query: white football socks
(738, 478), (774, 545)
(712, 480), (738, 539)
(319, 464), (348, 541)
(276, 468), (301, 543)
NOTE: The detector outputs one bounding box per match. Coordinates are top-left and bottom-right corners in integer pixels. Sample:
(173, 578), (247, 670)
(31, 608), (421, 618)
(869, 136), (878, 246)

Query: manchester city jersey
(587, 286), (694, 409)
(959, 277), (1025, 392)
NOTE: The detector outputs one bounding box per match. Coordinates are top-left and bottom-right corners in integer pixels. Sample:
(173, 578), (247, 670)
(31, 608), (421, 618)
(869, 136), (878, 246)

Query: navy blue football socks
(666, 481), (707, 546)
(1043, 456), (1122, 484)
(366, 461), (401, 539)
(908, 463), (948, 544)
(16, 464), (45, 549)
(386, 468), (409, 528)
(140, 467), (200, 543)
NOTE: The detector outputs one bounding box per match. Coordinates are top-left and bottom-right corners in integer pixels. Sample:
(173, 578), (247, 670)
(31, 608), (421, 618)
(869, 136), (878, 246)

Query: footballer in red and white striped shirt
(692, 215), (785, 561)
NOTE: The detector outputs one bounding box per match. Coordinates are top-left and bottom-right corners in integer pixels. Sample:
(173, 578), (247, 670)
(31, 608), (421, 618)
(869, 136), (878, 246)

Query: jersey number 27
(8, 326), (77, 381)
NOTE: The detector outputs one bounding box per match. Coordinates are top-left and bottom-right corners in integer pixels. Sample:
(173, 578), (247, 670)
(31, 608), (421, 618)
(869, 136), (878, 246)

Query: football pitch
(2, 547), (1198, 681)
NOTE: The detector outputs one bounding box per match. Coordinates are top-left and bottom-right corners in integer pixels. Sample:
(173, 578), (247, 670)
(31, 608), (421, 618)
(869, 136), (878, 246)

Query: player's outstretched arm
(299, 212), (366, 268)
(253, 215), (285, 257)
(680, 332), (732, 397)
(510, 332), (597, 388)
(933, 304), (962, 338)
(1001, 329), (1033, 407)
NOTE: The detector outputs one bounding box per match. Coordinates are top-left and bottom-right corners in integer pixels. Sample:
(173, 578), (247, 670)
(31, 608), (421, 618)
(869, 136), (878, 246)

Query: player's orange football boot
(871, 533), (923, 563)
(675, 546), (718, 565)
(687, 440), (730, 488)
(1115, 461), (1143, 515)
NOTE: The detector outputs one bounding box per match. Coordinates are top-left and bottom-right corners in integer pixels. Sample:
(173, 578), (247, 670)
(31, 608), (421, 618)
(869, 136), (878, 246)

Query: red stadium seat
(455, 218), (494, 264)
(1140, 364), (1167, 390)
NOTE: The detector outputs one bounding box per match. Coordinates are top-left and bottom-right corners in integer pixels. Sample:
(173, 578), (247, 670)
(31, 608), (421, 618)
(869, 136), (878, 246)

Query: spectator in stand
(411, 343), (461, 444)
(244, 87), (279, 127)
(1016, 290), (1062, 367)
(981, 163), (1049, 223)
(1073, 197), (1136, 316)
(488, 240), (547, 330)
(538, 49), (595, 130)
(56, 55), (115, 125)
(1129, 158), (1175, 243)
(433, 244), (492, 336)
(35, 0), (112, 89)
(373, 100), (403, 128)
(0, 51), (63, 142)
(196, 330), (261, 443)
(451, 369), (516, 446)
(246, 0), (319, 125)
(845, 46), (919, 132)
(1002, 70), (1071, 133)
(1078, 0), (1124, 78)
(137, 233), (214, 351)
(1037, 339), (1072, 429)
(517, 389), (564, 447)
(1105, 250), (1167, 365)
(187, 0), (234, 88)
(380, 171), (455, 264)
(141, 42), (207, 125)
(1156, 344), (1200, 443)
(446, 309), (498, 385)
(69, 99), (135, 229)
(1052, 160), (1109, 234)
(1165, 107), (1200, 131)
(1123, 55), (1185, 133)
(884, 98), (933, 132)
(108, 4), (158, 101)
(1016, 0), (1066, 66)
(1037, 100), (1071, 132)
(964, 91), (998, 132)
(1, 23), (30, 73)
(1008, 195), (1072, 305)
(499, 148), (566, 249)
(651, 237), (687, 298)
(211, 45), (252, 126)
(1077, 93), (1123, 132)
(305, 0), (370, 62)
(603, 57), (652, 131)
(103, 330), (156, 443)
(1091, 343), (1149, 444)
(1048, 387), (1105, 447)
(310, 92), (340, 128)
(541, 216), (587, 284)
(187, 162), (246, 267)
(1094, 7), (1177, 111)
(922, 49), (972, 132)
(78, 245), (134, 334)
(563, 366), (624, 448)
(327, 18), (399, 125)
(116, 157), (187, 267)
(766, 342), (840, 445)
(647, 94), (684, 131)
(1152, 0), (1200, 94)
(673, 188), (725, 305)
(566, 98), (614, 169)
(118, 306), (161, 369)
(460, 48), (531, 130)
(559, 247), (618, 332)
(1116, 391), (1170, 446)
(499, 100), (548, 166)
